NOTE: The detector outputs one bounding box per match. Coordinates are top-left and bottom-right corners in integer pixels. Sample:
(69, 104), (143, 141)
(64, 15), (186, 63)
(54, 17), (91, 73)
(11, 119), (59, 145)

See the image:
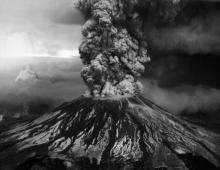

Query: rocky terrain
(0, 96), (219, 170)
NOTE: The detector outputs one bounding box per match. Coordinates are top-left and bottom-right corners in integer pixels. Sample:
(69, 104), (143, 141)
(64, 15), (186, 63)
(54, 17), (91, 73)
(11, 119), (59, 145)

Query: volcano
(0, 96), (220, 170)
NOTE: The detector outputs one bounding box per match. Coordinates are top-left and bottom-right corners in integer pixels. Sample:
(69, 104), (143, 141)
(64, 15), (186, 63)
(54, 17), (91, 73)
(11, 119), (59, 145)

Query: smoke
(76, 0), (152, 97)
(76, 0), (219, 96)
(142, 79), (220, 114)
(76, 0), (220, 100)
(144, 1), (220, 54)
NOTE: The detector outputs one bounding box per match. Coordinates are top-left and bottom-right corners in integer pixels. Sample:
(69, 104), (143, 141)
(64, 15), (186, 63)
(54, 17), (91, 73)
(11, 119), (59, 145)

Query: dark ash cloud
(144, 1), (220, 55)
(142, 79), (220, 114)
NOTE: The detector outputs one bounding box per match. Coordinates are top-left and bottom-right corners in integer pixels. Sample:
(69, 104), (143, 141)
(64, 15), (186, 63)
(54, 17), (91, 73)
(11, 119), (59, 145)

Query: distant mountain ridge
(15, 65), (39, 84)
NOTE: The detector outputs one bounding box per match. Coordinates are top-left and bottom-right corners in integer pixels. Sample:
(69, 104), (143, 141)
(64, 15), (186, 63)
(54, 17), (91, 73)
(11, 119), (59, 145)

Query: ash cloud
(142, 79), (220, 114)
(144, 1), (220, 54)
(75, 0), (220, 97)
(76, 0), (150, 97)
(138, 0), (220, 115)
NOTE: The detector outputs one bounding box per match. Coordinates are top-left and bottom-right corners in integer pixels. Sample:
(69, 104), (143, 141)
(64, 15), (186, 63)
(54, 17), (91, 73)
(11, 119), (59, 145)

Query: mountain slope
(0, 96), (220, 169)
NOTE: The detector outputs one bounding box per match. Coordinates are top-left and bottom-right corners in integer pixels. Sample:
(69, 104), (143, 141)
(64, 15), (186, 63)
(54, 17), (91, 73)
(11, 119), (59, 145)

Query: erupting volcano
(0, 0), (220, 170)
(0, 96), (220, 169)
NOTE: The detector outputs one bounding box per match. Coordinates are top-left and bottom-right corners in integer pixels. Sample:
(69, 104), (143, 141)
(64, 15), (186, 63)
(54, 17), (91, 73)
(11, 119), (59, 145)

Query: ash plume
(145, 10), (220, 54)
(142, 79), (220, 114)
(76, 0), (153, 97)
(75, 0), (194, 97)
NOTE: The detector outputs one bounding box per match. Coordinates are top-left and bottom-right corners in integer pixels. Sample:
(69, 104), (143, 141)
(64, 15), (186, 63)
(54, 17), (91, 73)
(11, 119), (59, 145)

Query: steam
(142, 79), (220, 114)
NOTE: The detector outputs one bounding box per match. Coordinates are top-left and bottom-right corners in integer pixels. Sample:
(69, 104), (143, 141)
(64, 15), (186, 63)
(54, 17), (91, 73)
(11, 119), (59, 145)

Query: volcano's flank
(0, 96), (220, 169)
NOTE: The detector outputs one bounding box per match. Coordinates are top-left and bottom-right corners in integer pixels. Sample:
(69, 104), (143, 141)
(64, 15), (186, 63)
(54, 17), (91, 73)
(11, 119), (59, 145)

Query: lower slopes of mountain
(0, 96), (220, 170)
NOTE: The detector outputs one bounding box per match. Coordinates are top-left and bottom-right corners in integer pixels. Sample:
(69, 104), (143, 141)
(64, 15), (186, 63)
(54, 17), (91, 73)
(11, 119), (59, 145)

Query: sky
(0, 0), (220, 122)
(0, 0), (84, 59)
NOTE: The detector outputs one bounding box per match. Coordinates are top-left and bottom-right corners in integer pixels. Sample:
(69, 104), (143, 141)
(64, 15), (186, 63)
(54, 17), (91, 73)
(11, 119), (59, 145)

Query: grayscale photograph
(0, 0), (220, 170)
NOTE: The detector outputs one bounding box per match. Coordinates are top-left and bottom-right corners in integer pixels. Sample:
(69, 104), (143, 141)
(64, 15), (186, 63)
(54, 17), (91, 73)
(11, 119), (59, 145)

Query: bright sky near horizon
(0, 0), (84, 59)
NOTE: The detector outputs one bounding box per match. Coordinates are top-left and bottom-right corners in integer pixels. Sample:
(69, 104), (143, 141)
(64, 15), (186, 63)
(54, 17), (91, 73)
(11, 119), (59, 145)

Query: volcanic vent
(0, 0), (220, 170)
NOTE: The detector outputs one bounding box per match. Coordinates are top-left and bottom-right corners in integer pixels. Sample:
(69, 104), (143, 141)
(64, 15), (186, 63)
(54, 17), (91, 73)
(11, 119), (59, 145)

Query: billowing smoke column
(76, 0), (186, 97)
(76, 0), (151, 97)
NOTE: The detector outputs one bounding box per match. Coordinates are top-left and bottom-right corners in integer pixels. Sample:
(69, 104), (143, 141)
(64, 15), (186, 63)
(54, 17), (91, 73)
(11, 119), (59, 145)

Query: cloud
(0, 58), (85, 117)
(144, 4), (220, 54)
(58, 49), (80, 58)
(141, 79), (220, 114)
(15, 65), (39, 83)
(49, 8), (85, 25)
(0, 0), (83, 58)
(0, 0), (83, 25)
(0, 32), (51, 58)
(48, 76), (75, 84)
